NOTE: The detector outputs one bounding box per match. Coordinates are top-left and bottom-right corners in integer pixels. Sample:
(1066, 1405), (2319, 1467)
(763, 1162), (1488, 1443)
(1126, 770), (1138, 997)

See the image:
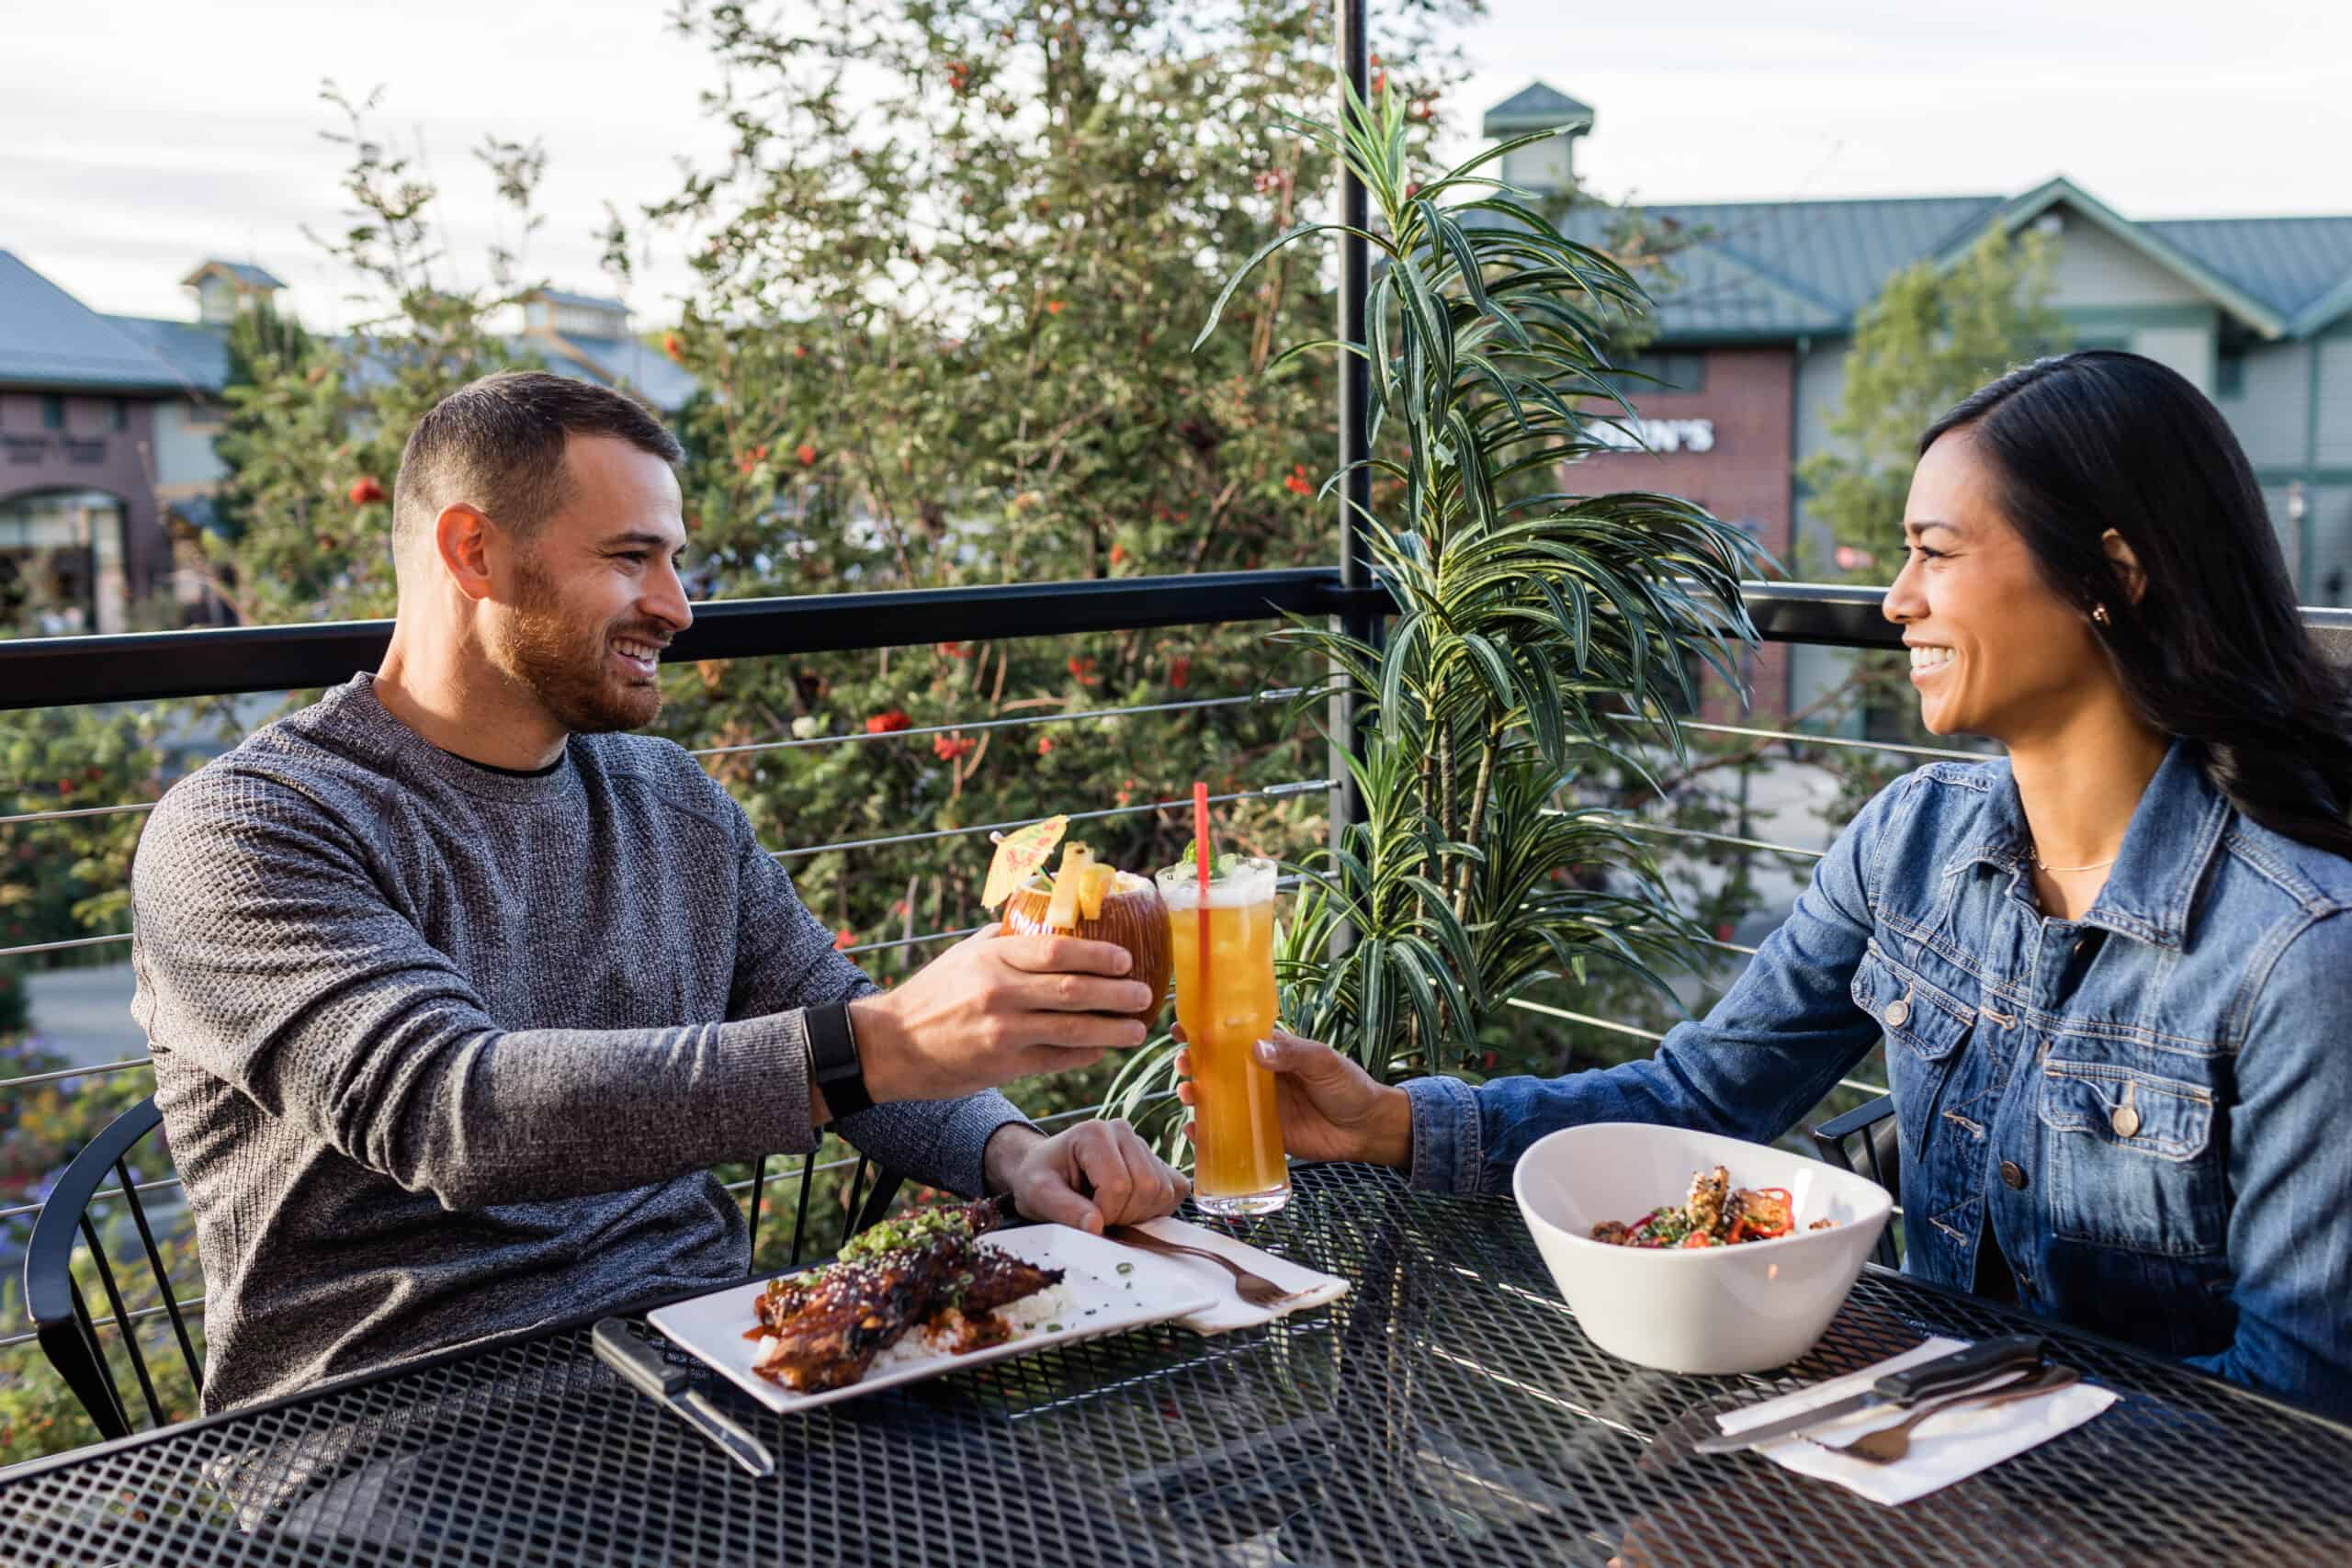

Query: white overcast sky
(5, 0), (2345, 330)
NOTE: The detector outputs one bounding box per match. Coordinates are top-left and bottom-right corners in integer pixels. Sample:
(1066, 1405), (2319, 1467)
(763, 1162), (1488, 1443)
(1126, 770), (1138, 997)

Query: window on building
(2215, 344), (2247, 399)
(40, 396), (64, 431)
(1608, 351), (1706, 396)
(110, 399), (130, 431)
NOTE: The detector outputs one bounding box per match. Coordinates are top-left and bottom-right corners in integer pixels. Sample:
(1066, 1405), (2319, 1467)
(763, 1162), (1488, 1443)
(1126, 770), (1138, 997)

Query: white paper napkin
(1713, 1336), (2120, 1505)
(1126, 1217), (1350, 1335)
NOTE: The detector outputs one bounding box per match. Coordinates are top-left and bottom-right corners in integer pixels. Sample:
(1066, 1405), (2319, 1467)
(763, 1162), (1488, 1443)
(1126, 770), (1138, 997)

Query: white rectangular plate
(648, 1224), (1220, 1415)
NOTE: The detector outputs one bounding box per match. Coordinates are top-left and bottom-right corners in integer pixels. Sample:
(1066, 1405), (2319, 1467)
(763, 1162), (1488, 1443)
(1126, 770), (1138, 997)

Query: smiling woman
(1227, 351), (2352, 1421)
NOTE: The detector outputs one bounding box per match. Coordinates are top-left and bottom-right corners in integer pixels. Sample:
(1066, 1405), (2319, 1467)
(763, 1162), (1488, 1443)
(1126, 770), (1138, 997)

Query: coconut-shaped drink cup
(984, 823), (1171, 1031)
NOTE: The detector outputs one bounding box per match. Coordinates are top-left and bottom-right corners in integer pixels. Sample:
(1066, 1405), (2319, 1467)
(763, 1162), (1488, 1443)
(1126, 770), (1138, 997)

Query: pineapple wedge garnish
(1044, 842), (1095, 931)
(1079, 862), (1116, 920)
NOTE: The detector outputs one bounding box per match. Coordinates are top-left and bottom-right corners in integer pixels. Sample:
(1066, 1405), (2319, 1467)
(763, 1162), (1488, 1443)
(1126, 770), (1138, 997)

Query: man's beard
(497, 553), (666, 734)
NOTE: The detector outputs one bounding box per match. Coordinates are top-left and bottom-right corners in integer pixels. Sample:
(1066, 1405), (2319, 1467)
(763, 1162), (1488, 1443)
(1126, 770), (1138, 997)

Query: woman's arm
(1397, 774), (1914, 1194)
(2184, 909), (2352, 1419)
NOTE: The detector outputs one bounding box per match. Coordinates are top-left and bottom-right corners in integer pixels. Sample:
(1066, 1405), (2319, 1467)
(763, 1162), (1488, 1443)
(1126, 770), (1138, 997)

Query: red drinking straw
(1193, 782), (1212, 1023)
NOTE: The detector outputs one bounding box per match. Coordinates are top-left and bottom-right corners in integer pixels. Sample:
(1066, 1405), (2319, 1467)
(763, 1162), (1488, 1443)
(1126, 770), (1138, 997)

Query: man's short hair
(392, 371), (684, 561)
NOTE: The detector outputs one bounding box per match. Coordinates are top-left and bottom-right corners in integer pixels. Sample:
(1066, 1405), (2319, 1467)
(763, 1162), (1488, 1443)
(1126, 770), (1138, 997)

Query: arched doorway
(0, 490), (130, 637)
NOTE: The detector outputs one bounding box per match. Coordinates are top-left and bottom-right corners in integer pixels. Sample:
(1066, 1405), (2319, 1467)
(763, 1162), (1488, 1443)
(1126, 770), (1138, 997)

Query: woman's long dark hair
(1923, 350), (2352, 859)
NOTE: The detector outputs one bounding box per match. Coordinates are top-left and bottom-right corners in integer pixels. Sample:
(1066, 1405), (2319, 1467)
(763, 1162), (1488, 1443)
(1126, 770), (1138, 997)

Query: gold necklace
(2031, 849), (2119, 874)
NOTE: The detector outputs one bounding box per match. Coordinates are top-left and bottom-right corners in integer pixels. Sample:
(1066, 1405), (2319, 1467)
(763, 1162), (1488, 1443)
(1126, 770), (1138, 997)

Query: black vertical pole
(1329, 0), (1374, 956)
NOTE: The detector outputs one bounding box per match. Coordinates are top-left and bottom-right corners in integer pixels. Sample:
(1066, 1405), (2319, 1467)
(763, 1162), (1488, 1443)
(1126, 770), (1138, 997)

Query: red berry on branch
(834, 930), (856, 951)
(1046, 299), (1066, 316)
(865, 709), (912, 734)
(1170, 656), (1191, 690)
(348, 476), (386, 505)
(1109, 544), (1127, 566)
(662, 333), (682, 360)
(797, 443), (818, 466)
(1036, 736), (1054, 757)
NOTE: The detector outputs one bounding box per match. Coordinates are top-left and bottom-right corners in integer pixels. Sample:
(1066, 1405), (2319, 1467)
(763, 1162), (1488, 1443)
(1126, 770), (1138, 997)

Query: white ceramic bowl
(1512, 1122), (1894, 1374)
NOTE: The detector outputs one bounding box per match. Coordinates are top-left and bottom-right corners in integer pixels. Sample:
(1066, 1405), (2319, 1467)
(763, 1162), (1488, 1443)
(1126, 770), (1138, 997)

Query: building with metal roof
(1481, 80), (2352, 720)
(1, 254), (701, 637)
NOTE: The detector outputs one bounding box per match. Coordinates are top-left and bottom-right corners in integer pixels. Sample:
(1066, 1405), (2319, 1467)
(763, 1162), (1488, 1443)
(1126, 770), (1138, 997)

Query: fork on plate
(1103, 1225), (1302, 1309)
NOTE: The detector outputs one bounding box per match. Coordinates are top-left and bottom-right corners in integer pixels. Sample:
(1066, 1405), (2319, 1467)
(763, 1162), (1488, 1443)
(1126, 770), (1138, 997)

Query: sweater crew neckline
(339, 675), (582, 806)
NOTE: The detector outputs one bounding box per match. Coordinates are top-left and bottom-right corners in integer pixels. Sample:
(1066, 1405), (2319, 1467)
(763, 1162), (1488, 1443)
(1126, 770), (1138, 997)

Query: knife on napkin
(1691, 1334), (2046, 1455)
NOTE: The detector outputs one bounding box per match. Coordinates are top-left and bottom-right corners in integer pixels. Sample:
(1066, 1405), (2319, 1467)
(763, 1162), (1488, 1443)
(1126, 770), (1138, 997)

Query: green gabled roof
(2144, 216), (2352, 336)
(1957, 177), (2288, 338)
(1549, 181), (2352, 344)
(1560, 196), (2002, 341)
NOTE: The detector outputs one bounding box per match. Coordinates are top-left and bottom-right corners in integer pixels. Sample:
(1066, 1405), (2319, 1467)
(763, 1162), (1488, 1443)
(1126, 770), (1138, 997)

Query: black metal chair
(1809, 1093), (1904, 1269)
(23, 1095), (205, 1440)
(28, 1098), (902, 1438)
(744, 1145), (905, 1269)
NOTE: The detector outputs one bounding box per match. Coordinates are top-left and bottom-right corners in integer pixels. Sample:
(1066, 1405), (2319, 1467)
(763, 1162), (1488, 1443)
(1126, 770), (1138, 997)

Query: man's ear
(2100, 528), (2148, 607)
(435, 503), (497, 602)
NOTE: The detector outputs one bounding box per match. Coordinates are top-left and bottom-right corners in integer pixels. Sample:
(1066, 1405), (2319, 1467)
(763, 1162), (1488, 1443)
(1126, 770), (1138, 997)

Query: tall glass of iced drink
(1156, 855), (1290, 1216)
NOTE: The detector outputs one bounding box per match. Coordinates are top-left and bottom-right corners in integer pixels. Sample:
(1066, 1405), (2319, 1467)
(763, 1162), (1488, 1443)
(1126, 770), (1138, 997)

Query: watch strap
(807, 1001), (873, 1120)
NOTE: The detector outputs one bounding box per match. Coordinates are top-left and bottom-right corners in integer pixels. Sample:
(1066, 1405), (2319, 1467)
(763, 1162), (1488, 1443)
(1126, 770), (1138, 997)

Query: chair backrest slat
(61, 1277), (130, 1440)
(745, 1155), (773, 1272)
(852, 1168), (905, 1238)
(117, 1156), (202, 1399)
(839, 1157), (871, 1251)
(77, 1211), (164, 1427)
(1807, 1093), (1903, 1271)
(790, 1148), (820, 1268)
(26, 1098), (203, 1437)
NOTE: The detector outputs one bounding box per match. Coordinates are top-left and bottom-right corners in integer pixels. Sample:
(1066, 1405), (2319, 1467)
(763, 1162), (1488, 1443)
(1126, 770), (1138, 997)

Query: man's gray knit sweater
(130, 675), (1026, 1414)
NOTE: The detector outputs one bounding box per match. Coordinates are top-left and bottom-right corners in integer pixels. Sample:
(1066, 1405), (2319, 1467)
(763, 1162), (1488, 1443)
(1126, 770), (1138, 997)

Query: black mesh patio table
(4, 1161), (2346, 1567)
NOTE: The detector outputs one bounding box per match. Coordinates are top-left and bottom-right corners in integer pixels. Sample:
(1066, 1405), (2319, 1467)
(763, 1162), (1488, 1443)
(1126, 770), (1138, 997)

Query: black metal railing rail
(6, 575), (2349, 1359)
(0, 570), (1383, 712)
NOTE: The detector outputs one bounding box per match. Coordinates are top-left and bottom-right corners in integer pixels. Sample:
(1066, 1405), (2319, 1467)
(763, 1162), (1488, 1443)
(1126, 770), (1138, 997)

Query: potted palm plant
(1108, 81), (1764, 1129)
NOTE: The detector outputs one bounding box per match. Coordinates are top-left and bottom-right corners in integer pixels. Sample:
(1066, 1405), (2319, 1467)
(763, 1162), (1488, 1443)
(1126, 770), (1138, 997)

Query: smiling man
(131, 371), (1183, 1414)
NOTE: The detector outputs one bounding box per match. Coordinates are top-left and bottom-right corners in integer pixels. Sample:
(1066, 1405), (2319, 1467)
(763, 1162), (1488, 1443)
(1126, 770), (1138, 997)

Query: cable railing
(775, 780), (1332, 863)
(23, 577), (2332, 1380)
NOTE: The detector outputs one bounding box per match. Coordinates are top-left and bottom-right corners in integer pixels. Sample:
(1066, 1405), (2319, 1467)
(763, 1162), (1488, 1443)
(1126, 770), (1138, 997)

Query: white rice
(864, 1278), (1078, 1374)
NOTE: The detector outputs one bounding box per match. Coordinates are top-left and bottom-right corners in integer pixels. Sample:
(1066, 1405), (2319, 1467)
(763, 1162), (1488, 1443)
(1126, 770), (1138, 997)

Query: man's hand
(845, 927), (1156, 1106)
(1176, 1027), (1413, 1168)
(982, 1121), (1190, 1235)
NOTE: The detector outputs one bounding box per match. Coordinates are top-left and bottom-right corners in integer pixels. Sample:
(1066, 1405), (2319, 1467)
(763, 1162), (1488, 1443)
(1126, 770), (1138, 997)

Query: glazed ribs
(749, 1200), (1063, 1392)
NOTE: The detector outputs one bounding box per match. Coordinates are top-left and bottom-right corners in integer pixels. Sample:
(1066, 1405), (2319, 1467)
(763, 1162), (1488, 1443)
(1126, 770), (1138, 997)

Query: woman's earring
(2091, 604), (2112, 627)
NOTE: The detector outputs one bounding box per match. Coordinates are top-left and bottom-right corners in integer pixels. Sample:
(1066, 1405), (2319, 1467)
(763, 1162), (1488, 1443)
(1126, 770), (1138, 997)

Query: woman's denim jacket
(1404, 743), (2352, 1417)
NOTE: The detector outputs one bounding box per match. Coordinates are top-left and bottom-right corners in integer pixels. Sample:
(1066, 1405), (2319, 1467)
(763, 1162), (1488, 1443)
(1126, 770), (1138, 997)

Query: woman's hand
(1175, 1027), (1414, 1168)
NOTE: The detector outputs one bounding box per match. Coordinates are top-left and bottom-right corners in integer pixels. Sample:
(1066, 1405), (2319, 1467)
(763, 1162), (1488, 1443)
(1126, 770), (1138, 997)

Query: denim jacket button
(1999, 1159), (2029, 1190)
(1883, 998), (1912, 1029)
(2110, 1105), (2142, 1139)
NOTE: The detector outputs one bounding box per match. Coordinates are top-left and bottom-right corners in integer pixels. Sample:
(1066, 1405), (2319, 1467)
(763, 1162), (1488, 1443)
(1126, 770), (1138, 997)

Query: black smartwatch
(807, 1001), (873, 1120)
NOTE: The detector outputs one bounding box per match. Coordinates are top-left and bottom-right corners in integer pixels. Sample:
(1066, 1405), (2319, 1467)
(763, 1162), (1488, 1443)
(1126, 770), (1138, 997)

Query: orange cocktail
(1156, 856), (1289, 1216)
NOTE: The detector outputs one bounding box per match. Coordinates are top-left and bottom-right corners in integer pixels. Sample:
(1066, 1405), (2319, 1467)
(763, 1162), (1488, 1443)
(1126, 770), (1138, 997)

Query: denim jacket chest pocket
(2038, 1058), (2226, 1258)
(1850, 942), (1976, 1165)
